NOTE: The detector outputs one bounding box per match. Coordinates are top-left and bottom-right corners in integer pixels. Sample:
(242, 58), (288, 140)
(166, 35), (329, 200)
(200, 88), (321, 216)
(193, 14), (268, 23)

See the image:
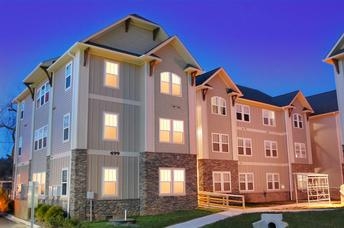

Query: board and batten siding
(88, 54), (143, 102)
(31, 151), (46, 173)
(154, 44), (190, 154)
(51, 62), (73, 155)
(88, 154), (139, 199)
(49, 156), (70, 186)
(18, 96), (33, 163)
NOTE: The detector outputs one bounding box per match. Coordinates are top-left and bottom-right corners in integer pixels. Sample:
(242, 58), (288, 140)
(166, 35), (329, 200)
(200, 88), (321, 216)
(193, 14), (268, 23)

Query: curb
(4, 214), (40, 228)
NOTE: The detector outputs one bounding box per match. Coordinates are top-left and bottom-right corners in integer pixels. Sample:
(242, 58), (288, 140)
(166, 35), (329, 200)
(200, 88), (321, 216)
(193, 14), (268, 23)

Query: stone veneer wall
(69, 149), (87, 219)
(198, 159), (239, 194)
(139, 152), (197, 215)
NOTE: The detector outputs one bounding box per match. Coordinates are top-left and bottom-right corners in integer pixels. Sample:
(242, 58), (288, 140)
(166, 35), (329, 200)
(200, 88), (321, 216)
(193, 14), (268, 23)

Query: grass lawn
(81, 208), (218, 228)
(205, 208), (344, 228)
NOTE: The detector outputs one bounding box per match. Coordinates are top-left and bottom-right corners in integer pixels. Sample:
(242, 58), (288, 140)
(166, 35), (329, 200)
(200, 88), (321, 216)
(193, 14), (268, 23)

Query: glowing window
(102, 168), (117, 196)
(104, 61), (119, 88)
(103, 113), (118, 140)
(159, 168), (185, 195)
(160, 72), (181, 96)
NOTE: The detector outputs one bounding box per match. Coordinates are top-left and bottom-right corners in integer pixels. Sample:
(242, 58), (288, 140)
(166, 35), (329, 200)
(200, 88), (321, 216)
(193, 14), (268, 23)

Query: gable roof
(324, 33), (344, 63)
(238, 85), (275, 105)
(307, 90), (338, 115)
(273, 91), (299, 106)
(195, 67), (221, 86)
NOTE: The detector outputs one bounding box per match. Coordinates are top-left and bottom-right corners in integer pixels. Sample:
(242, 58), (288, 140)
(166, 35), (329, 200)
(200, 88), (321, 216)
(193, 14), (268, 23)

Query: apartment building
(13, 14), (344, 221)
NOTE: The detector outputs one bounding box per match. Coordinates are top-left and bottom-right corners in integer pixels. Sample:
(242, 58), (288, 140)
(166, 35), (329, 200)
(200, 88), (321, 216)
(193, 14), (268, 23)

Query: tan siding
(50, 156), (70, 186)
(19, 96), (33, 163)
(291, 100), (308, 163)
(17, 165), (29, 185)
(31, 151), (46, 173)
(88, 99), (141, 152)
(51, 63), (73, 155)
(88, 154), (139, 199)
(154, 44), (189, 154)
(88, 54), (142, 101)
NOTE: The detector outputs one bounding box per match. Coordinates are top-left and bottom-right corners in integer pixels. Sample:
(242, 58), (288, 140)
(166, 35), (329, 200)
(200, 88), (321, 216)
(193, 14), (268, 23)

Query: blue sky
(0, 0), (343, 156)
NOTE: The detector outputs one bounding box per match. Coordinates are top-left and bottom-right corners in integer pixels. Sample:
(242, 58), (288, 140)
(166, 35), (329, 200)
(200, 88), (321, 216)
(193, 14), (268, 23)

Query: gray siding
(50, 156), (70, 186)
(19, 96), (33, 163)
(88, 154), (139, 199)
(31, 151), (46, 173)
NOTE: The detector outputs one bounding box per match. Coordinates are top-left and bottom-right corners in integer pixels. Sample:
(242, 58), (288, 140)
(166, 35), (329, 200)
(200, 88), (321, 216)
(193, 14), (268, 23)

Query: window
(295, 142), (306, 158)
(18, 137), (23, 156)
(159, 168), (185, 195)
(61, 169), (68, 196)
(211, 96), (227, 116)
(160, 72), (182, 96)
(63, 113), (70, 142)
(104, 60), (119, 88)
(65, 62), (72, 90)
(239, 173), (254, 191)
(296, 174), (307, 190)
(267, 173), (280, 190)
(102, 168), (117, 197)
(103, 113), (118, 140)
(213, 172), (231, 192)
(20, 103), (24, 120)
(293, 113), (303, 129)
(16, 174), (21, 194)
(263, 109), (275, 126)
(34, 125), (48, 151)
(264, 140), (278, 157)
(159, 118), (184, 144)
(36, 82), (50, 108)
(212, 133), (229, 152)
(32, 172), (46, 195)
(238, 138), (252, 156)
(236, 104), (250, 122)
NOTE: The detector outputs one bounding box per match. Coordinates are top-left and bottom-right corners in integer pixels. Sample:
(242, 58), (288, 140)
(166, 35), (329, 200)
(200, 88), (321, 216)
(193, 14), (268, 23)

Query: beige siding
(310, 114), (343, 189)
(31, 151), (46, 173)
(18, 96), (33, 163)
(16, 165), (29, 185)
(51, 63), (73, 155)
(291, 100), (308, 163)
(88, 154), (139, 199)
(50, 156), (70, 186)
(154, 44), (190, 154)
(88, 99), (141, 152)
(90, 23), (164, 55)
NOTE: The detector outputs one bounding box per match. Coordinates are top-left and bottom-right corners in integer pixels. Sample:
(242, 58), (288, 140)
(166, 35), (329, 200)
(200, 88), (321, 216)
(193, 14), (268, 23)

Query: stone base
(198, 159), (239, 194)
(139, 152), (197, 215)
(243, 191), (290, 203)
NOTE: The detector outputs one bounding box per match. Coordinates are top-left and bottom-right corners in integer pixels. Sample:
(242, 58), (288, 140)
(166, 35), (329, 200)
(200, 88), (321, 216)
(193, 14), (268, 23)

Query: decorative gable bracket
(125, 18), (131, 32)
(24, 82), (35, 101)
(287, 105), (294, 117)
(40, 66), (53, 86)
(83, 47), (90, 66)
(191, 71), (198, 86)
(149, 60), (160, 76)
(333, 59), (340, 74)
(202, 88), (208, 101)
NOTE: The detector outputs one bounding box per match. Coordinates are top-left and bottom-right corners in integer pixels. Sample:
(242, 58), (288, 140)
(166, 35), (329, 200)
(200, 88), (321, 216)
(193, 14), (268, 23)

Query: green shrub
(63, 218), (80, 228)
(44, 205), (65, 228)
(35, 204), (52, 222)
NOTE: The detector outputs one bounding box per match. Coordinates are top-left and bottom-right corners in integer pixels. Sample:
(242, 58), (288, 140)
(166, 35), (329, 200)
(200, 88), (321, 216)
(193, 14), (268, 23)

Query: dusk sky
(0, 0), (343, 156)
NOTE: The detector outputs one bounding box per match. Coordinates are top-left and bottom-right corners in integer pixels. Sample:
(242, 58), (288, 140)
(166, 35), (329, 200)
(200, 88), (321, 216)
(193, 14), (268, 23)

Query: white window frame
(63, 113), (71, 143)
(104, 60), (120, 89)
(159, 168), (186, 196)
(293, 113), (303, 129)
(211, 133), (229, 153)
(160, 72), (182, 97)
(20, 103), (24, 120)
(294, 142), (307, 158)
(102, 167), (118, 197)
(34, 125), (48, 151)
(36, 82), (50, 109)
(61, 168), (68, 197)
(264, 140), (278, 158)
(211, 96), (227, 116)
(236, 104), (250, 122)
(65, 62), (72, 91)
(103, 112), (119, 141)
(238, 137), (252, 156)
(266, 173), (280, 191)
(213, 171), (231, 193)
(32, 172), (46, 196)
(159, 118), (184, 144)
(239, 173), (254, 192)
(262, 109), (276, 126)
(18, 136), (23, 156)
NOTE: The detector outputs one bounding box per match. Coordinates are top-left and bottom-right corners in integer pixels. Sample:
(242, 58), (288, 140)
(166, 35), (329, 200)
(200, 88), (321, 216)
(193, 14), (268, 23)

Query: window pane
(248, 183), (253, 190)
(160, 131), (170, 143)
(173, 132), (183, 144)
(222, 144), (228, 152)
(105, 114), (118, 127)
(246, 148), (251, 155)
(160, 119), (170, 131)
(238, 147), (244, 155)
(172, 84), (181, 96)
(268, 182), (273, 189)
(223, 173), (230, 182)
(62, 170), (68, 182)
(223, 182), (231, 191)
(161, 73), (170, 94)
(62, 183), (67, 195)
(104, 169), (116, 181)
(213, 143), (220, 152)
(214, 183), (222, 191)
(236, 112), (242, 120)
(222, 135), (228, 143)
(172, 74), (181, 84)
(173, 170), (185, 182)
(104, 126), (117, 140)
(240, 183), (246, 190)
(103, 182), (116, 195)
(173, 182), (184, 194)
(213, 134), (220, 142)
(105, 74), (119, 88)
(244, 114), (249, 121)
(160, 182), (171, 194)
(173, 121), (183, 132)
(160, 169), (171, 181)
(106, 61), (118, 75)
(213, 173), (221, 182)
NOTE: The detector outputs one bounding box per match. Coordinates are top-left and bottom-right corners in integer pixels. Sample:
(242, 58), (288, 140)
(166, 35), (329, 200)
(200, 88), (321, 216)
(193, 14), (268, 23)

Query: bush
(35, 204), (52, 222)
(63, 218), (80, 228)
(44, 205), (65, 228)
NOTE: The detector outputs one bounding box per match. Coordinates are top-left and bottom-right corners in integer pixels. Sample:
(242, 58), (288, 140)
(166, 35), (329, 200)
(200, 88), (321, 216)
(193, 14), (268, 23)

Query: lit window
(36, 82), (50, 109)
(159, 168), (185, 195)
(296, 174), (308, 190)
(104, 61), (119, 88)
(265, 140), (278, 157)
(239, 173), (254, 191)
(238, 138), (252, 156)
(103, 113), (118, 140)
(34, 125), (48, 150)
(61, 169), (68, 196)
(211, 96), (227, 116)
(213, 172), (231, 192)
(32, 172), (46, 195)
(160, 72), (181, 96)
(263, 109), (275, 126)
(18, 137), (23, 156)
(65, 62), (72, 90)
(16, 174), (21, 196)
(236, 104), (250, 122)
(159, 118), (184, 144)
(212, 133), (229, 152)
(63, 113), (70, 142)
(102, 168), (117, 197)
(295, 142), (306, 158)
(267, 173), (280, 190)
(293, 113), (303, 129)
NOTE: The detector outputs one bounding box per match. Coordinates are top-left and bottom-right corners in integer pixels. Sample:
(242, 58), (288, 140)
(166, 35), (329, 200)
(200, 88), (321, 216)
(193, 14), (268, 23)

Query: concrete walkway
(167, 203), (336, 228)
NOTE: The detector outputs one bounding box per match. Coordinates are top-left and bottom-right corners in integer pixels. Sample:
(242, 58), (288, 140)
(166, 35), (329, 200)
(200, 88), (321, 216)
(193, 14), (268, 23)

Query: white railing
(198, 191), (245, 209)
